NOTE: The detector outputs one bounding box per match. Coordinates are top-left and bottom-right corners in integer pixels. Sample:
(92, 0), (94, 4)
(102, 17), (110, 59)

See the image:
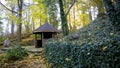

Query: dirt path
(0, 53), (48, 68)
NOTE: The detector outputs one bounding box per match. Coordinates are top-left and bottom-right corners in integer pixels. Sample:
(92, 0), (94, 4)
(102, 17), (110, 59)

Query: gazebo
(33, 22), (60, 48)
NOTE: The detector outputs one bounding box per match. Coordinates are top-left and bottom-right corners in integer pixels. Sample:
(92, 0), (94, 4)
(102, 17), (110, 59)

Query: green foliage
(6, 46), (28, 60)
(77, 17), (112, 45)
(30, 0), (47, 25)
(44, 0), (59, 28)
(43, 38), (120, 68)
(43, 17), (120, 68)
(0, 37), (5, 42)
(43, 41), (80, 68)
(80, 13), (91, 26)
(0, 56), (4, 61)
(9, 14), (16, 21)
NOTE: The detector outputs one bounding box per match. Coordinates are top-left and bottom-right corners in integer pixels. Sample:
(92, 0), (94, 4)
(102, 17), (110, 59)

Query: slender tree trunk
(93, 7), (96, 20)
(25, 4), (31, 37)
(89, 8), (92, 21)
(59, 0), (69, 36)
(73, 4), (76, 29)
(11, 7), (15, 38)
(32, 17), (35, 31)
(68, 13), (72, 30)
(17, 0), (23, 46)
(25, 22), (30, 37)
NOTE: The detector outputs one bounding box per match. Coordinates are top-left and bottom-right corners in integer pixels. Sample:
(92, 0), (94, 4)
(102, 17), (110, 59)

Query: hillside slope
(43, 16), (120, 68)
(76, 16), (120, 45)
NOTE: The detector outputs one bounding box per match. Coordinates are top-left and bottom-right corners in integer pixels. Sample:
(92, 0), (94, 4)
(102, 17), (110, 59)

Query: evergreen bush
(6, 46), (28, 60)
(43, 39), (120, 68)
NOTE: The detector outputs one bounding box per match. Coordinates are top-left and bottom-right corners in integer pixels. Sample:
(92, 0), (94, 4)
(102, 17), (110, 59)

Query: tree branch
(65, 0), (76, 16)
(0, 1), (18, 14)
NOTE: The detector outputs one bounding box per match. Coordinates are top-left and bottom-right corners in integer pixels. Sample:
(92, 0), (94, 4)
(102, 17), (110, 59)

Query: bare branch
(0, 1), (18, 14)
(65, 0), (76, 16)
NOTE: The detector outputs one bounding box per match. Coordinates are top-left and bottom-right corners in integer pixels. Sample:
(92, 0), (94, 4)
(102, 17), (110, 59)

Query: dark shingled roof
(33, 22), (60, 33)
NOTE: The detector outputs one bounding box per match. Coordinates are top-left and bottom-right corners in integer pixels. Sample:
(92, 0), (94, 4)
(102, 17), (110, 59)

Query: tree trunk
(68, 13), (72, 30)
(17, 0), (23, 46)
(89, 9), (92, 21)
(32, 17), (35, 31)
(73, 4), (76, 29)
(25, 10), (30, 37)
(59, 0), (69, 36)
(25, 23), (30, 37)
(103, 0), (116, 25)
(11, 8), (15, 38)
(115, 0), (120, 30)
(10, 0), (15, 38)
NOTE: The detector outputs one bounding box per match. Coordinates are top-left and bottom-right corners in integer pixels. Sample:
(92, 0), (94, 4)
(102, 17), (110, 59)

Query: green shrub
(43, 39), (120, 68)
(43, 15), (120, 68)
(6, 46), (28, 60)
(0, 37), (5, 42)
(0, 56), (4, 61)
(44, 41), (81, 68)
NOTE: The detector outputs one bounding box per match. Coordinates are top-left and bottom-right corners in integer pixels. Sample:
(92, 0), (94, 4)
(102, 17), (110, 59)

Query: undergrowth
(43, 17), (120, 68)
(6, 46), (28, 60)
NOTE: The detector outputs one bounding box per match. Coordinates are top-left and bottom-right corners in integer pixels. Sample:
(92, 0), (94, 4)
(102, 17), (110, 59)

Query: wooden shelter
(33, 22), (60, 48)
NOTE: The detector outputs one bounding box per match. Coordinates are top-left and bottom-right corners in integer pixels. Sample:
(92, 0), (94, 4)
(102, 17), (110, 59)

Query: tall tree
(103, 0), (120, 30)
(102, 0), (116, 28)
(44, 0), (76, 36)
(59, 0), (69, 35)
(0, 0), (17, 38)
(11, 6), (15, 38)
(8, 0), (17, 38)
(59, 0), (76, 35)
(17, 0), (23, 45)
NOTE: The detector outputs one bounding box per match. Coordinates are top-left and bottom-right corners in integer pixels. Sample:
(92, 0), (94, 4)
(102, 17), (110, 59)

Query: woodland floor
(0, 53), (47, 68)
(0, 35), (48, 68)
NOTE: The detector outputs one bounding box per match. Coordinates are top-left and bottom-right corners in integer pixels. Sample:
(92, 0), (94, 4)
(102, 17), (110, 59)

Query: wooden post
(34, 34), (37, 48)
(52, 33), (54, 38)
(42, 33), (44, 47)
